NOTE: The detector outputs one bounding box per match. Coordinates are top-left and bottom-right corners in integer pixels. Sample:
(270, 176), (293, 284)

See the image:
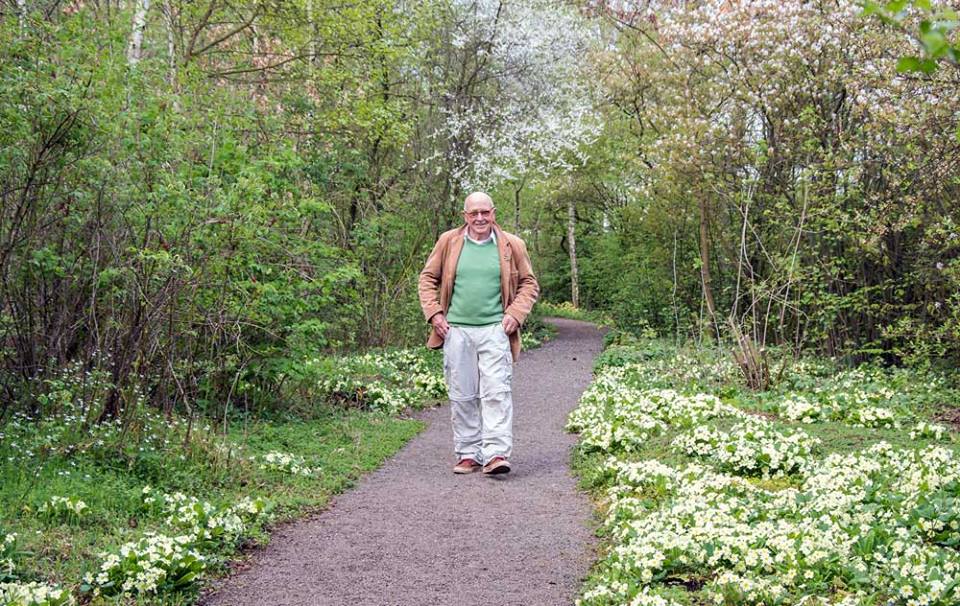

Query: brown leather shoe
(482, 456), (511, 475)
(453, 458), (481, 474)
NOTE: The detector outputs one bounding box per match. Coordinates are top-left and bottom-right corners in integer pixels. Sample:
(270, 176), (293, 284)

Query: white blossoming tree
(581, 0), (960, 372)
(425, 0), (601, 219)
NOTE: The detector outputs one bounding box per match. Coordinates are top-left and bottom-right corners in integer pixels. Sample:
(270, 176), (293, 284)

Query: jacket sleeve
(505, 237), (539, 325)
(418, 236), (445, 323)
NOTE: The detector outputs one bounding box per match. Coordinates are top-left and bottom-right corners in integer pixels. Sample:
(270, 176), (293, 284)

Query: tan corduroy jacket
(418, 224), (539, 362)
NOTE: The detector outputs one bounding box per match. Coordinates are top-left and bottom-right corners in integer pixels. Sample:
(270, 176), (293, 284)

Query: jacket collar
(455, 223), (510, 260)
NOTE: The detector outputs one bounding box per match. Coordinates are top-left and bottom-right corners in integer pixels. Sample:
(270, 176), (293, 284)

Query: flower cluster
(37, 496), (88, 524)
(0, 378), (222, 480)
(520, 331), (542, 349)
(86, 533), (204, 598)
(567, 361), (747, 454)
(258, 452), (318, 477)
(85, 488), (267, 597)
(911, 421), (950, 441)
(846, 405), (899, 429)
(439, 1), (600, 188)
(779, 394), (824, 423)
(0, 534), (16, 580)
(570, 343), (960, 606)
(769, 363), (956, 430)
(0, 581), (74, 606)
(601, 354), (739, 391)
(311, 349), (445, 414)
(158, 492), (265, 547)
(582, 445), (960, 605)
(671, 417), (820, 477)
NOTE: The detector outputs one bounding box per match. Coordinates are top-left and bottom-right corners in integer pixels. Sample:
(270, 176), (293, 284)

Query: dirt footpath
(202, 318), (604, 606)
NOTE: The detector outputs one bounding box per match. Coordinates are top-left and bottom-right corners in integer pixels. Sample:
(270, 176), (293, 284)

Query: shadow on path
(202, 318), (604, 606)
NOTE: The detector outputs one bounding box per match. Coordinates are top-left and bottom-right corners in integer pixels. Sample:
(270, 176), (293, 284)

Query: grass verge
(0, 408), (424, 605)
(1, 349), (442, 605)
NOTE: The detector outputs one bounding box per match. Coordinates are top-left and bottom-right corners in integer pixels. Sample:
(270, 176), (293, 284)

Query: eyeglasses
(465, 208), (494, 218)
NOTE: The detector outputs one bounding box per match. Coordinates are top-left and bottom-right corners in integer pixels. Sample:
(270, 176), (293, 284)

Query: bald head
(462, 192), (495, 240)
(463, 191), (494, 211)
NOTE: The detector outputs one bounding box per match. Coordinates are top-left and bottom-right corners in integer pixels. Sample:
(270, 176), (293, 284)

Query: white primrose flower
(779, 394), (824, 423)
(569, 343), (960, 606)
(910, 421), (950, 441)
(848, 406), (897, 428)
(37, 496), (89, 521)
(260, 451), (319, 477)
(0, 581), (74, 606)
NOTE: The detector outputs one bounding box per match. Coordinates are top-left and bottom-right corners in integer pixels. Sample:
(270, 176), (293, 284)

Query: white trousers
(442, 324), (514, 464)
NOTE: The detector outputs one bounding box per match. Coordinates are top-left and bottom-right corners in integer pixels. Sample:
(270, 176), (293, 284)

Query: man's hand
(431, 313), (451, 339)
(501, 314), (519, 335)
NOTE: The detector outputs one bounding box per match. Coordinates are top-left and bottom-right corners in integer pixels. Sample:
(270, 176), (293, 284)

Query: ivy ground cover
(569, 338), (960, 606)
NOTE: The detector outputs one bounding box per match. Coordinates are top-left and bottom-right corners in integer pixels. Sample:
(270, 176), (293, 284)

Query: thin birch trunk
(161, 1), (181, 109)
(567, 197), (579, 307)
(698, 196), (718, 334)
(127, 0), (151, 67)
(701, 194), (768, 389)
(672, 227), (680, 344)
(17, 0), (26, 32)
(307, 0), (317, 64)
(513, 177), (525, 233)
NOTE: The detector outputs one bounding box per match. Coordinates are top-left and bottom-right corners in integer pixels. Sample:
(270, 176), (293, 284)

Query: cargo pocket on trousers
(501, 350), (513, 390)
(442, 336), (455, 400)
(499, 326), (513, 390)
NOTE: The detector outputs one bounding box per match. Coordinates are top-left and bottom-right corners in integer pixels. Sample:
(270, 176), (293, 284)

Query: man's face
(464, 198), (495, 240)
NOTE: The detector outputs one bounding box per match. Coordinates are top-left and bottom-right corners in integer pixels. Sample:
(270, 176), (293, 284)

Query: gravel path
(203, 318), (603, 606)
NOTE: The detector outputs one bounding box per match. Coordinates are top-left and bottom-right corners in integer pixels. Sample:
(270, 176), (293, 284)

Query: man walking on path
(418, 192), (539, 475)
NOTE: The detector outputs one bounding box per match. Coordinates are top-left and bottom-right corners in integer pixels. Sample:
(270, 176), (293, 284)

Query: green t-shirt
(447, 238), (503, 326)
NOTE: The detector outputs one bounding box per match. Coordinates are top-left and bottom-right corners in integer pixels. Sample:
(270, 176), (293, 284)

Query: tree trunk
(17, 0), (26, 33)
(127, 0), (151, 67)
(567, 197), (579, 307)
(701, 196), (769, 389)
(513, 177), (525, 233)
(162, 2), (178, 88)
(698, 196), (718, 331)
(672, 227), (680, 343)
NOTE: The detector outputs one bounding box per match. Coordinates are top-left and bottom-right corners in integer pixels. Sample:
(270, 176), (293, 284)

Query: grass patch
(0, 348), (442, 604)
(538, 301), (612, 325)
(0, 407), (424, 604)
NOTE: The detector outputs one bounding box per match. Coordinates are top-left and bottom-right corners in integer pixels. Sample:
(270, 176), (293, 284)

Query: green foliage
(537, 301), (612, 325)
(0, 386), (425, 602)
(0, 0), (458, 422)
(569, 341), (960, 605)
(284, 348), (445, 415)
(527, 1), (960, 369)
(863, 0), (960, 72)
(518, 305), (557, 350)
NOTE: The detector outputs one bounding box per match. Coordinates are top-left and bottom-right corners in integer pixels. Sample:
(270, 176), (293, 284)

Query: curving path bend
(202, 318), (604, 606)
